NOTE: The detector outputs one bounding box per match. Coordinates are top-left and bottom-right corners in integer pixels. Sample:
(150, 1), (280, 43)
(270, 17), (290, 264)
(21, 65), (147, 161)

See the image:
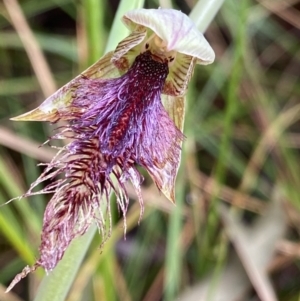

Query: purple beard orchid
(6, 8), (215, 291)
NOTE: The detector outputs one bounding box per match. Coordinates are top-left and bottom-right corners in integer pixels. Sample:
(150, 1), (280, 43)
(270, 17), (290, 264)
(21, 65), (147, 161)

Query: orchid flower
(7, 8), (215, 291)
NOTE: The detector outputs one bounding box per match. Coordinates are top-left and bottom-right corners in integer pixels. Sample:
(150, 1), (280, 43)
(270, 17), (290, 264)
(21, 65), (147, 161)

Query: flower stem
(84, 0), (106, 65)
(189, 0), (226, 33)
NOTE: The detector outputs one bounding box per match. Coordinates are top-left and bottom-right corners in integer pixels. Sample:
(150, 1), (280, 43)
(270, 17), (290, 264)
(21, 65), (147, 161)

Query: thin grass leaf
(163, 1), (225, 299)
(0, 195), (35, 264)
(200, 0), (248, 274)
(0, 156), (41, 234)
(189, 0), (226, 33)
(0, 32), (77, 62)
(33, 226), (96, 301)
(84, 0), (106, 64)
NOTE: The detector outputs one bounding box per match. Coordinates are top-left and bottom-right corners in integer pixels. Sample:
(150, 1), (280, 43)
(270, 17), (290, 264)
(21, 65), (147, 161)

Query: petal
(138, 99), (184, 203)
(111, 28), (147, 71)
(151, 95), (185, 203)
(11, 51), (122, 122)
(123, 8), (215, 65)
(148, 158), (178, 203)
(163, 54), (197, 96)
(162, 95), (185, 132)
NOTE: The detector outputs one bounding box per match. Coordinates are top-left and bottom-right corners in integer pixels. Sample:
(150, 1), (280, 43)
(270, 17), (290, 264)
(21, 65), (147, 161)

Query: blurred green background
(1, 0), (300, 300)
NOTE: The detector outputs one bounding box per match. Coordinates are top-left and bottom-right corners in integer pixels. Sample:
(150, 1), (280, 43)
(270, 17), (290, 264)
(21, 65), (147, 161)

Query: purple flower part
(8, 51), (183, 283)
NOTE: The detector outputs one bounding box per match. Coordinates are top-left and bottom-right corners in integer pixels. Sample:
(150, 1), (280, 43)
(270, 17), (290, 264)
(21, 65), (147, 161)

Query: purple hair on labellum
(6, 7), (215, 292)
(8, 51), (183, 281)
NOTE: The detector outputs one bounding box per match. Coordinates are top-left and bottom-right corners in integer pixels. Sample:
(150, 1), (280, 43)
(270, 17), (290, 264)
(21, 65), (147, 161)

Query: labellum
(6, 8), (215, 291)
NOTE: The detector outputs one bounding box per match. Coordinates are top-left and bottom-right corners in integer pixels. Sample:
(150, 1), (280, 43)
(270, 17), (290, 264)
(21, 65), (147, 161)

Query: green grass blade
(189, 0), (225, 33)
(84, 0), (106, 64)
(0, 155), (41, 234)
(0, 195), (35, 264)
(200, 0), (248, 273)
(164, 175), (185, 301)
(33, 225), (97, 301)
(163, 1), (225, 299)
